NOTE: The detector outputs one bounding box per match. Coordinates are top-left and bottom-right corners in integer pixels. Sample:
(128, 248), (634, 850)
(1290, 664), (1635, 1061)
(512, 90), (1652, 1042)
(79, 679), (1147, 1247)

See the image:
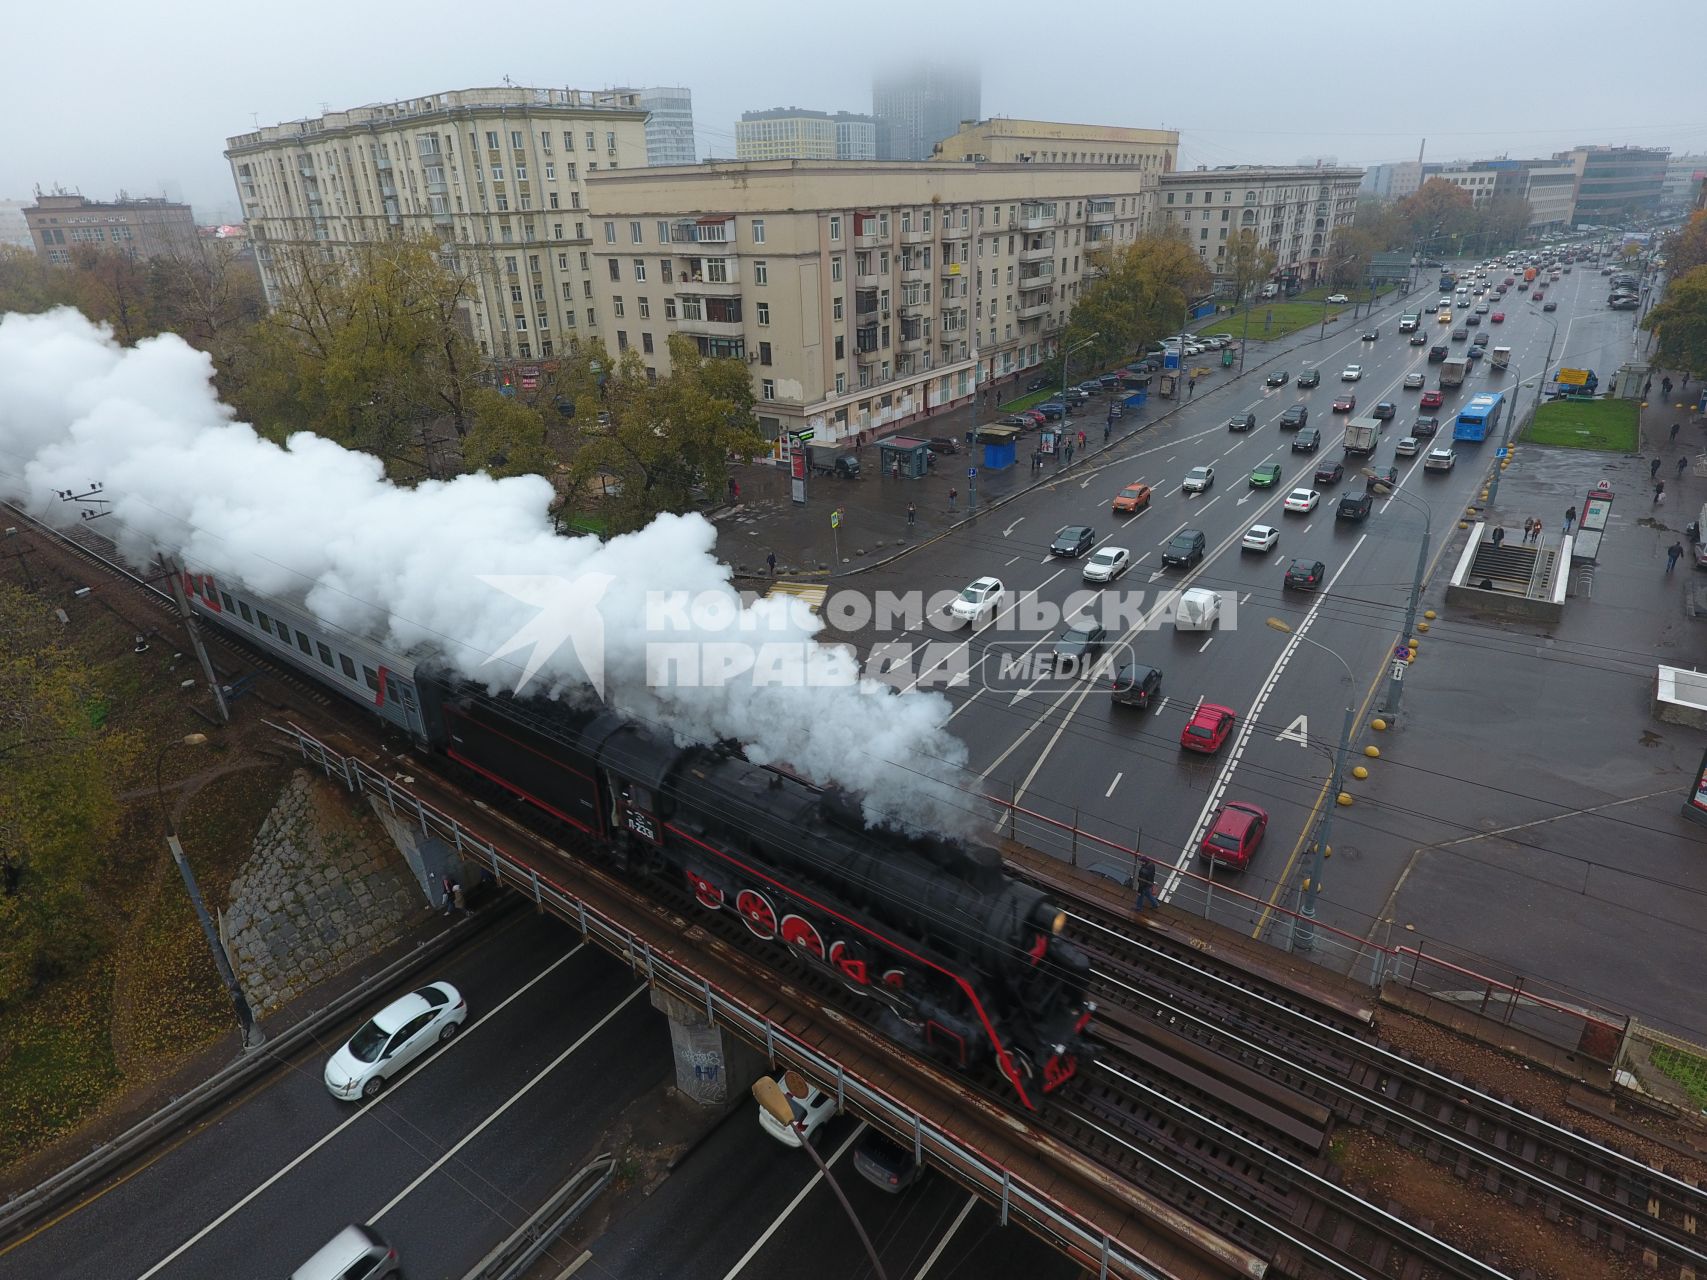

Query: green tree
(0, 589), (141, 1006)
(228, 239), (483, 468)
(461, 388), (553, 479)
(0, 245), (82, 314)
(1225, 229), (1278, 303)
(1663, 212), (1707, 280)
(1642, 264), (1707, 376)
(557, 335), (766, 534)
(1063, 233), (1211, 372)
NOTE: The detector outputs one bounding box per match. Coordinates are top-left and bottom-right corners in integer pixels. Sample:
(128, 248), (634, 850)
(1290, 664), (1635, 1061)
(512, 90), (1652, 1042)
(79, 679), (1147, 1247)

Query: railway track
(1057, 899), (1707, 1279)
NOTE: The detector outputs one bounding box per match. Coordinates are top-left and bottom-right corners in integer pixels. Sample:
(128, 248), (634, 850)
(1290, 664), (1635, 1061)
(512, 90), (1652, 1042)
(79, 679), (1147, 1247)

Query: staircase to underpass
(1466, 540), (1557, 595)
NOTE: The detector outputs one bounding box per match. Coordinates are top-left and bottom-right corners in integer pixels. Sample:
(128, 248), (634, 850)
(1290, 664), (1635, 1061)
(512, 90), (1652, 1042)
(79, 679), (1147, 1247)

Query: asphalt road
(0, 913), (670, 1280)
(586, 1105), (1082, 1280)
(828, 256), (1641, 939)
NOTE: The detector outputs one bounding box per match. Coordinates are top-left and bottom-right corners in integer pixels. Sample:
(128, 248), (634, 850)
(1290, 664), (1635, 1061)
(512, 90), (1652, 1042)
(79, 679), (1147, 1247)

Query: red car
(1201, 802), (1269, 869)
(1201, 802), (1270, 873)
(1419, 389), (1443, 409)
(1504, 276), (1515, 286)
(1022, 409), (1048, 427)
(1331, 394), (1356, 413)
(1531, 290), (1544, 301)
(1180, 702), (1236, 754)
(1490, 312), (1505, 323)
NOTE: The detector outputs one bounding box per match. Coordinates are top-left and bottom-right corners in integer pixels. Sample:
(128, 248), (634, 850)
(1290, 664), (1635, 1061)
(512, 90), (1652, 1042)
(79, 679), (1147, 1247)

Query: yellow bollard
(1370, 718), (1388, 732)
(1336, 792), (1354, 807)
(1423, 609), (1436, 620)
(1352, 765), (1369, 780)
(1364, 745), (1381, 758)
(1417, 621), (1430, 632)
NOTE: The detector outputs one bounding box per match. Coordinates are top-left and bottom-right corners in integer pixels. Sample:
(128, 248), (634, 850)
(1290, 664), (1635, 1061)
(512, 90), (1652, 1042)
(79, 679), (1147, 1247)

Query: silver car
(324, 982), (467, 1100)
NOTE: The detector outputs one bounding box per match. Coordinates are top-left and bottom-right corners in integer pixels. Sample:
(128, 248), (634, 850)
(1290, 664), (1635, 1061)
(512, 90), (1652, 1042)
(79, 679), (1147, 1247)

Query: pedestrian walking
(1644, 378), (1653, 399)
(1654, 479), (1666, 504)
(1521, 518), (1534, 544)
(1667, 540), (1685, 574)
(1651, 457), (1662, 479)
(1564, 505), (1577, 535)
(1679, 457), (1689, 479)
(906, 502), (916, 527)
(948, 487), (957, 511)
(1135, 856), (1160, 912)
(1663, 375), (1674, 398)
(1104, 420), (1112, 442)
(1491, 525), (1505, 550)
(452, 881), (468, 914)
(766, 550), (777, 576)
(440, 873), (457, 916)
(1673, 422), (1682, 443)
(1065, 442), (1075, 464)
(1077, 430), (1086, 449)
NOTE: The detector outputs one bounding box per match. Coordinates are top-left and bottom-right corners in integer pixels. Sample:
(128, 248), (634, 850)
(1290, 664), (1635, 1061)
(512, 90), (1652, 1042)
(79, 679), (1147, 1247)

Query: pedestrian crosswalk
(766, 581), (826, 614)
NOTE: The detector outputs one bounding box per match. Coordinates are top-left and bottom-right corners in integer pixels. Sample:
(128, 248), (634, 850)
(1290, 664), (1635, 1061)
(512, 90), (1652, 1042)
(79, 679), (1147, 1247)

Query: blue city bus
(1454, 391), (1505, 442)
(1438, 271), (1456, 291)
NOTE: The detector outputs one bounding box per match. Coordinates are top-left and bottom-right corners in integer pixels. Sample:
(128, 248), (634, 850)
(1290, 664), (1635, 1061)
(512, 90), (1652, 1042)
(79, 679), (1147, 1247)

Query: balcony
(854, 227), (885, 249)
(675, 314), (745, 339)
(1009, 209), (1056, 232)
(940, 220), (969, 240)
(676, 272), (740, 295)
(1017, 300), (1051, 320)
(900, 224), (934, 245)
(1018, 265), (1054, 289)
(855, 264), (880, 288)
(899, 330), (927, 354)
(1088, 200), (1116, 223)
(1020, 242), (1055, 263)
(900, 263), (928, 283)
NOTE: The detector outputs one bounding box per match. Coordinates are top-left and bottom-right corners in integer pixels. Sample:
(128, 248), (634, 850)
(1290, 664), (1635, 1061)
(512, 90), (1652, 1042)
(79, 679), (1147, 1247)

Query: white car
(757, 1071), (838, 1148)
(1425, 447), (1457, 472)
(1340, 365), (1363, 381)
(949, 576), (1004, 627)
(1182, 465), (1214, 493)
(1082, 546), (1132, 582)
(1395, 436), (1420, 457)
(324, 982), (467, 1101)
(1403, 372), (1425, 389)
(1283, 488), (1320, 514)
(1241, 524), (1280, 553)
(1325, 293), (1350, 304)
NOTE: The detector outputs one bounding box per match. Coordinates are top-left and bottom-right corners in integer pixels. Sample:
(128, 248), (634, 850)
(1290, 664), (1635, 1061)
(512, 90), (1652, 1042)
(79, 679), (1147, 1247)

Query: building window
(587, 308), (597, 326)
(613, 296), (625, 318)
(658, 220), (671, 243)
(630, 221), (643, 243)
(762, 379), (776, 400)
(608, 260), (621, 281)
(633, 258), (647, 282)
(586, 131), (596, 151)
(642, 332), (654, 354)
(835, 372), (846, 394)
(664, 298), (677, 320)
(829, 214), (841, 241)
(757, 301), (770, 325)
(759, 341), (772, 365)
(834, 335), (844, 359)
(606, 131), (616, 150)
(752, 218), (766, 244)
(617, 331), (629, 351)
(752, 260), (767, 285)
(829, 257), (841, 282)
(1166, 192), (1175, 204)
(831, 297), (842, 321)
(638, 297), (650, 319)
(603, 221), (616, 243)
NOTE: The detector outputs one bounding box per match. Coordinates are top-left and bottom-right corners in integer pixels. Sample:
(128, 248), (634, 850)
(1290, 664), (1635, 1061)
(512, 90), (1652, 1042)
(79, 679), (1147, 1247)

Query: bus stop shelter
(973, 425), (1021, 471)
(878, 437), (933, 479)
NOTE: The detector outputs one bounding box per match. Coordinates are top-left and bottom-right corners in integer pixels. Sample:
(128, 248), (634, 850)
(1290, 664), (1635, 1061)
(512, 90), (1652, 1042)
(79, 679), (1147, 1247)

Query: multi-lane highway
(833, 259), (1641, 941)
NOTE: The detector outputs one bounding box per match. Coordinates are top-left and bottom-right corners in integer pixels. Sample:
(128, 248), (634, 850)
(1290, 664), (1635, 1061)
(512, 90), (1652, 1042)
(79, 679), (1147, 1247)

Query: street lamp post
(157, 734), (265, 1049)
(1060, 332), (1098, 454)
(1264, 619), (1353, 954)
(752, 1075), (889, 1280)
(1363, 476), (1433, 719)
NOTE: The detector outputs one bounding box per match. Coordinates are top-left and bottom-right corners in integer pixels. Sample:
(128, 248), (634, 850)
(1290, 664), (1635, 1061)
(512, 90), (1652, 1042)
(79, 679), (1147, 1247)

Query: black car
(1162, 529), (1206, 568)
(853, 1130), (923, 1194)
(1291, 428), (1321, 453)
(1471, 331), (1489, 346)
(1110, 662), (1164, 710)
(1372, 401), (1396, 421)
(1466, 345), (1484, 361)
(926, 437), (960, 455)
(1543, 300), (1558, 312)
(1279, 404), (1309, 429)
(1409, 332), (1429, 346)
(1336, 491), (1373, 521)
(1297, 370), (1321, 389)
(1284, 558), (1326, 590)
(1315, 460), (1344, 485)
(1050, 525), (1096, 558)
(1451, 327), (1469, 342)
(1026, 376), (1051, 392)
(1265, 370), (1290, 387)
(1362, 328), (1380, 341)
(1428, 345), (1448, 362)
(1052, 620), (1108, 669)
(1226, 412), (1256, 432)
(1465, 314), (1481, 327)
(1412, 416), (1440, 438)
(1366, 465), (1399, 491)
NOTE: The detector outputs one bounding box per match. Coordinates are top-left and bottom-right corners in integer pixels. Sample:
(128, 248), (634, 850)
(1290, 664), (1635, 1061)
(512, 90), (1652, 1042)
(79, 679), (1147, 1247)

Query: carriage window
(317, 641), (334, 667)
(238, 601), (253, 623)
(296, 630), (312, 655)
(219, 591), (235, 613)
(339, 653), (357, 680)
(363, 666), (381, 692)
(256, 610), (272, 633)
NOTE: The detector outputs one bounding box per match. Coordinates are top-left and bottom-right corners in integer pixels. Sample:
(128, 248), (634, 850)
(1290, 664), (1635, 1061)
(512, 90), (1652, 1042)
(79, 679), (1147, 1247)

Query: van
(291, 1225), (399, 1280)
(1259, 282), (1280, 299)
(1175, 587), (1220, 630)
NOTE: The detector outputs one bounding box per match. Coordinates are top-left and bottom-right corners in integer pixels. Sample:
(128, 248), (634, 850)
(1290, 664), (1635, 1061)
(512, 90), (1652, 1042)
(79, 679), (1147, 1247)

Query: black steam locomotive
(184, 575), (1095, 1108)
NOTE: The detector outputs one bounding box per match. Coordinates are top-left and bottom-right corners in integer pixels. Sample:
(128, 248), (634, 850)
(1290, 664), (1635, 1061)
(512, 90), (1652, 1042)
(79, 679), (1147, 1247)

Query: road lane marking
(719, 1123), (867, 1280)
(1106, 772), (1123, 798)
(914, 1195), (979, 1279)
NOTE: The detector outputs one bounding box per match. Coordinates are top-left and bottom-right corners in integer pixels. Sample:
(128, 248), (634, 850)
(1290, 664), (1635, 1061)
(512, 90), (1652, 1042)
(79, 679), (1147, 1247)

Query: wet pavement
(712, 289), (1423, 580)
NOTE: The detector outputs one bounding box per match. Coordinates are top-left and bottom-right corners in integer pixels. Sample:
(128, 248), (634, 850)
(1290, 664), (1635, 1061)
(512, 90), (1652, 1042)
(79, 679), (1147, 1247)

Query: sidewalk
(712, 284), (1429, 579)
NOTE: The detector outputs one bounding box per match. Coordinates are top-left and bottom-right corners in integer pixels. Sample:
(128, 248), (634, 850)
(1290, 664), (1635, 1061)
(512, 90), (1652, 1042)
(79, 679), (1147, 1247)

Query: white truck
(1342, 416), (1381, 455)
(1490, 346), (1511, 371)
(1440, 356), (1470, 389)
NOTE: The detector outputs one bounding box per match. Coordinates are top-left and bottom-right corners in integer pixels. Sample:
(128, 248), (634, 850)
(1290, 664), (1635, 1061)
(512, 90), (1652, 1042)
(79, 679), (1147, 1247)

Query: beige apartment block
(583, 159), (1157, 445)
(225, 87), (650, 361)
(1158, 165), (1363, 289)
(932, 118), (1178, 172)
(24, 192), (199, 264)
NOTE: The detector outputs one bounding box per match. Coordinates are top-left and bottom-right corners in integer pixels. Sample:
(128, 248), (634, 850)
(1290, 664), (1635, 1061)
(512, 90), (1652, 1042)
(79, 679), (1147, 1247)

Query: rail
(270, 721), (1181, 1280)
(986, 789), (1633, 1063)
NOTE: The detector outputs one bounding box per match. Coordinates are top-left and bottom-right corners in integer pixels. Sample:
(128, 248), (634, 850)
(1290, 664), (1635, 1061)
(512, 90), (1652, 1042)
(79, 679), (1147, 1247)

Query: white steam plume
(0, 309), (976, 834)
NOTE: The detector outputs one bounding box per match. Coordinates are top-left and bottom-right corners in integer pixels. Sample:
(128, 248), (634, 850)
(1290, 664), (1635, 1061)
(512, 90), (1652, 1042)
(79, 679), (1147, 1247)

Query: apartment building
(1157, 165), (1362, 289)
(932, 118), (1177, 172)
(735, 109), (877, 161)
(584, 159), (1157, 445)
(24, 192), (199, 264)
(225, 86), (649, 361)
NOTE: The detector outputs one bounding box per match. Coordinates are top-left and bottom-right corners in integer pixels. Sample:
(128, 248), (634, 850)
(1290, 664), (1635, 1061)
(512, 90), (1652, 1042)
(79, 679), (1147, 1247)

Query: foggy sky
(5, 0), (1703, 222)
